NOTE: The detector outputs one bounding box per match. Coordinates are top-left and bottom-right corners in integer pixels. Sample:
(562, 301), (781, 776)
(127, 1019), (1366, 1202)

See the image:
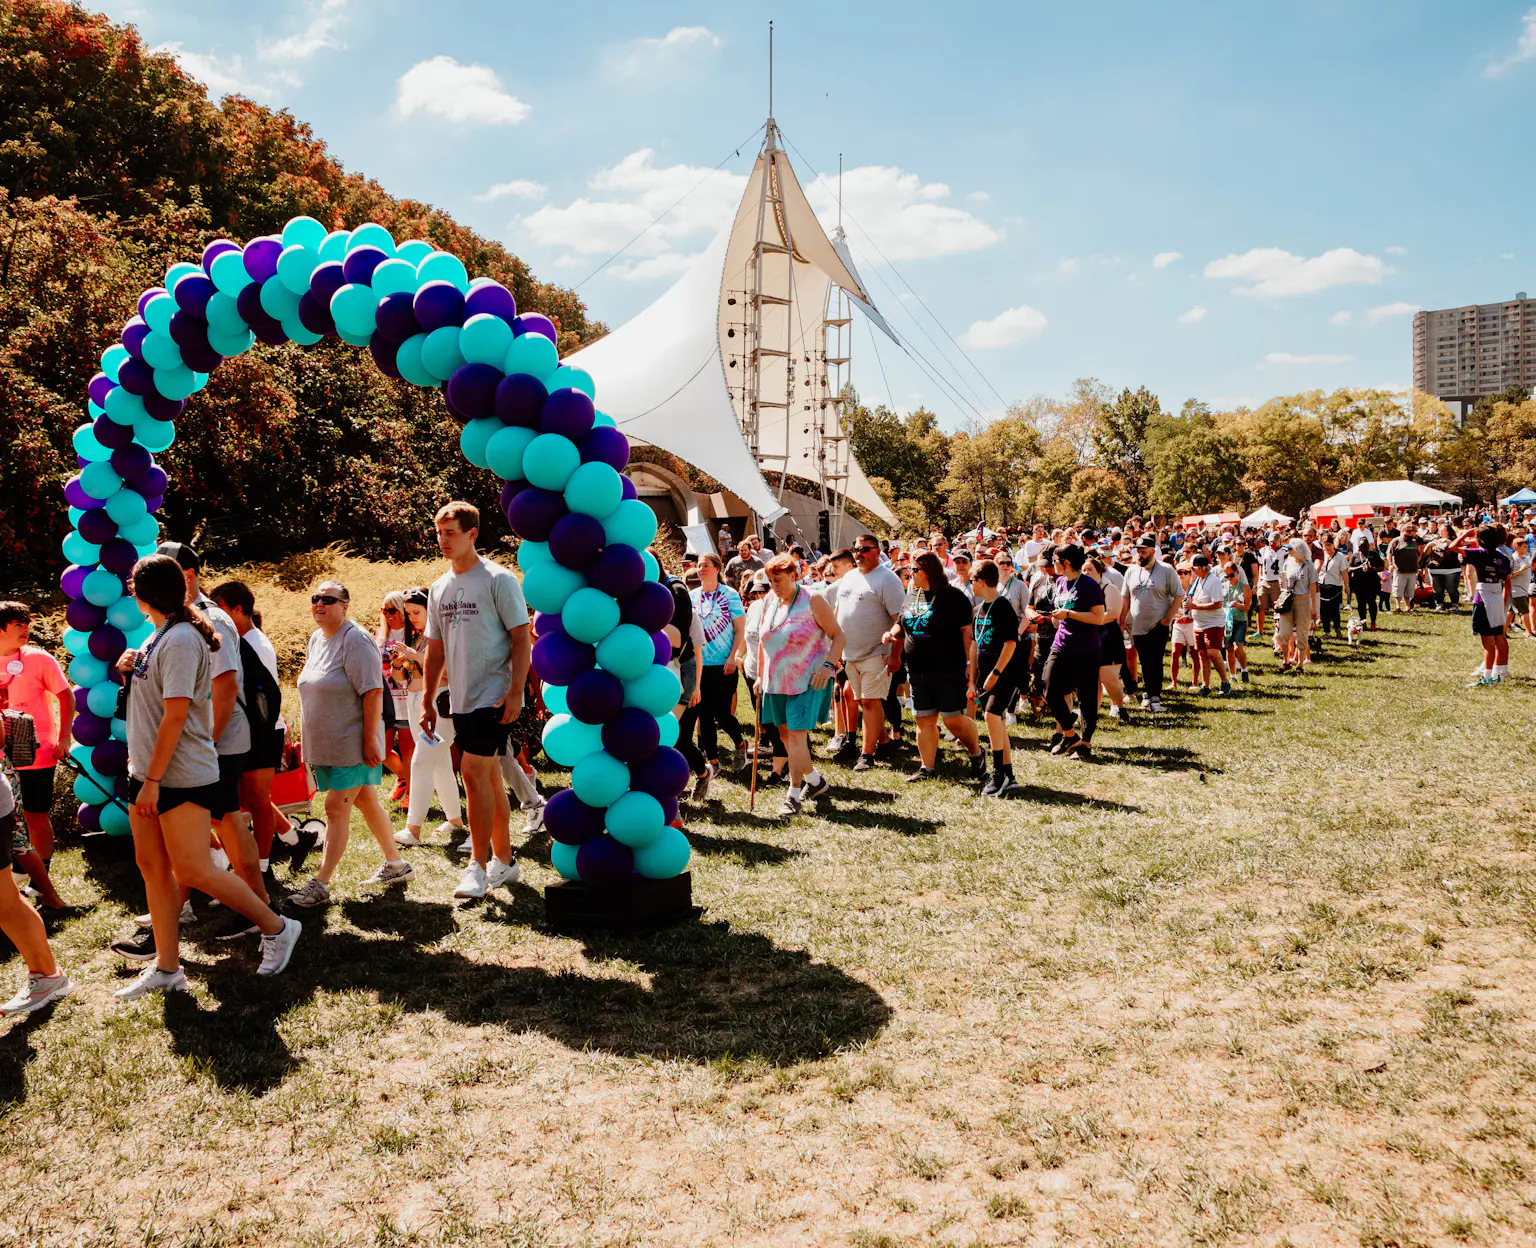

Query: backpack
(235, 637), (283, 751)
(665, 574), (694, 662)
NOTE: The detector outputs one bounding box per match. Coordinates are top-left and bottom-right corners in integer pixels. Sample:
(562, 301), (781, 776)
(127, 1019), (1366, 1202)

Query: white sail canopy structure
(566, 133), (898, 531)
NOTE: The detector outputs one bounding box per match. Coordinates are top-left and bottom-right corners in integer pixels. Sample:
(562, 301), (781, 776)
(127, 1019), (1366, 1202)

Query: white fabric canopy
(1241, 504), (1293, 528)
(1311, 480), (1461, 509)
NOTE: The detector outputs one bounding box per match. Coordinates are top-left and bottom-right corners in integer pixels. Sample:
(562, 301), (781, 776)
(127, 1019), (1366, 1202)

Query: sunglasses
(857, 546), (879, 553)
(311, 594), (343, 606)
(382, 606), (402, 615)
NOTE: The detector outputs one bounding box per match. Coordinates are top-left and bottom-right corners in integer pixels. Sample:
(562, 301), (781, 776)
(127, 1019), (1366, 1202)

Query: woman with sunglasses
(375, 592), (414, 805)
(288, 581), (413, 907)
(390, 589), (465, 849)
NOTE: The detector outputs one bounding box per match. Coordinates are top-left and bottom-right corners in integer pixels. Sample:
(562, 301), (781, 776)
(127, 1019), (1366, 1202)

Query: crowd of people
(0, 499), (1531, 1015)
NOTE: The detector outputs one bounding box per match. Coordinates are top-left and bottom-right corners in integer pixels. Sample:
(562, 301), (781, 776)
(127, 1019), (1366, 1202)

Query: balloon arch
(60, 215), (691, 886)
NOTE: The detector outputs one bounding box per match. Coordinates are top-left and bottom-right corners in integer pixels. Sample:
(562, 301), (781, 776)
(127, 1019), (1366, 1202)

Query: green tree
(937, 414), (1041, 529)
(844, 396), (949, 521)
(1092, 384), (1162, 510)
(1230, 401), (1332, 517)
(1056, 466), (1131, 528)
(1141, 407), (1246, 516)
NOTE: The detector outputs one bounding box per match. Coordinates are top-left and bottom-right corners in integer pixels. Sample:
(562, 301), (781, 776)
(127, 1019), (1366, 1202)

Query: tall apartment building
(1413, 295), (1536, 416)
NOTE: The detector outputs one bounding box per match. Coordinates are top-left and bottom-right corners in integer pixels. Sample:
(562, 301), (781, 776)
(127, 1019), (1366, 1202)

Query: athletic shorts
(761, 684), (834, 730)
(15, 765), (56, 814)
(980, 679), (1017, 718)
(1259, 582), (1281, 610)
(246, 725), (286, 773)
(1228, 616), (1248, 646)
(1171, 621), (1196, 650)
(311, 763), (385, 791)
(2, 811), (27, 867)
(1098, 623), (1126, 663)
(677, 656), (698, 705)
(1472, 603), (1506, 638)
(127, 775), (232, 820)
(1392, 571), (1417, 599)
(1514, 595), (1530, 617)
(1194, 625), (1225, 654)
(214, 751), (248, 817)
(844, 654), (893, 702)
(452, 706), (510, 758)
(909, 670), (968, 719)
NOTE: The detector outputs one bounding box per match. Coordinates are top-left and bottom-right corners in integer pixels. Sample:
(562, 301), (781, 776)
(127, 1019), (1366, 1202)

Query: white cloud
(154, 43), (296, 102)
(259, 0), (346, 61)
(396, 57), (530, 125)
(1204, 247), (1390, 297)
(611, 26), (721, 76)
(1329, 310), (1352, 326)
(1177, 305), (1207, 324)
(1153, 251), (1183, 269)
(1058, 256), (1081, 274)
(1501, 252), (1517, 260)
(959, 305), (1048, 350)
(1365, 301), (1420, 325)
(1485, 8), (1536, 77)
(475, 179), (547, 202)
(968, 190), (990, 202)
(607, 253), (699, 282)
(1263, 352), (1353, 365)
(807, 166), (1001, 261)
(1385, 245), (1407, 255)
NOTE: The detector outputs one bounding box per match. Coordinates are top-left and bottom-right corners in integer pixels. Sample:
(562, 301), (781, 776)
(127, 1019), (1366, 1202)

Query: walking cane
(58, 753), (133, 813)
(748, 629), (767, 813)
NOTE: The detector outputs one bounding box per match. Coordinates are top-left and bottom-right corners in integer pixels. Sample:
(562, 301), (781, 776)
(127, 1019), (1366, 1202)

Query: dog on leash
(1347, 616), (1364, 646)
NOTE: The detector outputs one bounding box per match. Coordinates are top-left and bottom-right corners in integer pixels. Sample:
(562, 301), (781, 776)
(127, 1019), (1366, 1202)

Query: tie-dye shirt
(759, 587), (830, 695)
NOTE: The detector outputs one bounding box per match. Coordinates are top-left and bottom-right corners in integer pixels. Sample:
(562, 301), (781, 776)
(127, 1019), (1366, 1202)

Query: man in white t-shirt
(1187, 554), (1232, 695)
(832, 537), (906, 770)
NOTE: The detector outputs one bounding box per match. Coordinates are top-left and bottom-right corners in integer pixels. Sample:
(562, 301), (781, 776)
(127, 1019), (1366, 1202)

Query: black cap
(1136, 534), (1158, 549)
(156, 541), (201, 571)
(1192, 554), (1210, 567)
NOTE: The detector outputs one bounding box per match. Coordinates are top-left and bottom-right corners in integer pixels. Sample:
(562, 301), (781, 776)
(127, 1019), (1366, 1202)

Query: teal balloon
(69, 654), (108, 687)
(656, 713), (679, 747)
(260, 276), (302, 323)
(335, 327), (373, 348)
(100, 802), (132, 837)
(633, 826), (690, 879)
(542, 682), (568, 714)
(416, 250), (470, 292)
(121, 513), (159, 544)
(395, 334), (438, 387)
(370, 257), (418, 298)
(623, 665), (682, 716)
(208, 327), (254, 356)
(282, 318), (323, 346)
(571, 751), (630, 808)
(459, 416), (501, 469)
(541, 713), (604, 768)
(86, 680), (119, 718)
(73, 774), (102, 804)
(104, 487), (148, 525)
(88, 400), (105, 420)
(69, 506), (84, 526)
(107, 596), (146, 631)
(276, 243), (321, 296)
(503, 333), (558, 382)
(550, 839), (581, 880)
(100, 344), (128, 381)
(281, 215), (328, 250)
(549, 366), (596, 399)
(563, 461), (623, 518)
(80, 460), (122, 499)
(205, 291), (248, 336)
(165, 262), (202, 291)
(111, 716), (128, 743)
(601, 499), (658, 550)
(523, 433), (579, 492)
(605, 790), (665, 850)
(69, 744), (94, 770)
(330, 283), (378, 337)
(84, 567), (123, 606)
(104, 385), (146, 425)
(125, 620), (155, 647)
(396, 239), (434, 265)
(140, 330), (184, 371)
(516, 540), (551, 572)
(641, 550), (660, 582)
(562, 588), (620, 644)
(318, 230), (351, 263)
(486, 425), (536, 480)
(595, 623), (655, 681)
(151, 365), (195, 401)
(460, 313), (514, 366)
(62, 532), (100, 565)
(348, 222), (396, 256)
(189, 369), (208, 393)
(73, 424), (109, 461)
(210, 249), (253, 296)
(421, 326), (466, 381)
(142, 294), (176, 335)
(522, 562), (585, 615)
(134, 416), (176, 452)
(62, 628), (91, 656)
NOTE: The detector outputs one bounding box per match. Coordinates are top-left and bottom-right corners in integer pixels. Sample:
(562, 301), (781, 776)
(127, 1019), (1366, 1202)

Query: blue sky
(99, 1), (1536, 425)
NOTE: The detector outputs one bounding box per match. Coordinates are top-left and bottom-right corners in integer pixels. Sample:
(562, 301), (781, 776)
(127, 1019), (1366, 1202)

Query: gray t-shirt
(297, 619), (384, 767)
(128, 621), (220, 787)
(998, 574), (1031, 639)
(724, 553), (765, 591)
(1124, 560), (1182, 635)
(832, 565), (906, 662)
(195, 594), (249, 756)
(427, 557), (530, 714)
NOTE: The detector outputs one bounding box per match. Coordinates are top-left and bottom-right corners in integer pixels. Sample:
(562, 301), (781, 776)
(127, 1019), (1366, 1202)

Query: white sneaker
(1, 971), (73, 1016)
(286, 877), (332, 909)
(1139, 693), (1151, 709)
(257, 917), (302, 977)
(454, 862), (488, 899)
(436, 821), (464, 839)
(393, 827), (422, 848)
(115, 965), (189, 1001)
(484, 857), (521, 890)
(455, 832), (475, 856)
(522, 803), (545, 834)
(364, 860), (414, 886)
(135, 899), (197, 930)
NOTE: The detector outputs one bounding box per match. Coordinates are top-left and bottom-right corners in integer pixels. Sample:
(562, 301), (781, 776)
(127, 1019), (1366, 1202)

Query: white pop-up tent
(1311, 480), (1462, 509)
(1241, 504), (1293, 528)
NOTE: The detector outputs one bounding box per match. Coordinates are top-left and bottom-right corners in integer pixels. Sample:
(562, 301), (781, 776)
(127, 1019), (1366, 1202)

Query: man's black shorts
(214, 751), (249, 819)
(980, 680), (1017, 719)
(15, 766), (56, 814)
(453, 707), (510, 758)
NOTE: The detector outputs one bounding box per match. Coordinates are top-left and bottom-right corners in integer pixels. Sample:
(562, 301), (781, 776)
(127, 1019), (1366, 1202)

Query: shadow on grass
(686, 830), (805, 867)
(705, 803), (941, 838)
(0, 1008), (54, 1111)
(996, 784), (1140, 813)
(1091, 744), (1217, 774)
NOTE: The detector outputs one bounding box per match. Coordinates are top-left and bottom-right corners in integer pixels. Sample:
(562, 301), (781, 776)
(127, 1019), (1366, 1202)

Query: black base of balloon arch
(80, 831), (136, 862)
(543, 873), (698, 934)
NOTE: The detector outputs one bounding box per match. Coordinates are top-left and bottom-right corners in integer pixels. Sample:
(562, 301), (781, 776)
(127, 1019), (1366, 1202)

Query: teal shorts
(311, 763), (384, 792)
(761, 683), (834, 731)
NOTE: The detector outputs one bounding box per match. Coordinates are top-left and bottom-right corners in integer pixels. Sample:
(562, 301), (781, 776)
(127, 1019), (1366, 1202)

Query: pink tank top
(759, 586), (831, 695)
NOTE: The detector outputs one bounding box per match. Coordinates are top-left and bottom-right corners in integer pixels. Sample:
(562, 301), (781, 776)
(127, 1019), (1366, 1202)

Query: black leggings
(683, 664), (743, 763)
(883, 663), (907, 737)
(1042, 650), (1099, 743)
(1319, 585), (1344, 636)
(1353, 585), (1377, 626)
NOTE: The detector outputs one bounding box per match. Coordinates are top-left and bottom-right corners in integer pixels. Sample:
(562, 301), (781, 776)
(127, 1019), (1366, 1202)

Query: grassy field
(3, 565), (1536, 1247)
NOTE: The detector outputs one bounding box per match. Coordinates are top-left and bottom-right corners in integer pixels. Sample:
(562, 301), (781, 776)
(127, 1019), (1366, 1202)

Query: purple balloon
(581, 425), (631, 472)
(629, 746), (691, 802)
(464, 281), (517, 324)
(341, 246), (388, 287)
(236, 282), (282, 338)
(122, 319), (150, 360)
(494, 373), (547, 428)
(620, 474), (638, 501)
(65, 598), (106, 632)
(514, 313), (558, 343)
(507, 487), (568, 543)
(137, 288), (166, 319)
(499, 479), (528, 517)
(602, 706), (661, 764)
(64, 478), (101, 510)
(588, 544), (646, 600)
(540, 388), (595, 441)
(88, 373), (115, 407)
(368, 335), (402, 379)
(116, 356), (156, 397)
(547, 512), (606, 569)
(94, 413), (135, 451)
(533, 611), (564, 638)
(413, 281), (465, 333)
(181, 341), (223, 373)
(309, 261), (347, 307)
(374, 291), (421, 343)
(141, 465), (169, 498)
(60, 564), (90, 599)
(88, 625), (127, 663)
(619, 580), (675, 633)
(92, 739), (128, 775)
(543, 789), (606, 846)
(446, 363), (502, 421)
(202, 239), (240, 274)
(74, 710), (110, 747)
(576, 836), (634, 887)
(652, 632), (673, 667)
(99, 538), (138, 578)
(532, 631), (595, 686)
(140, 493), (164, 515)
(76, 802), (102, 832)
(298, 289), (337, 337)
(142, 393), (184, 422)
(78, 508), (117, 545)
(243, 237), (283, 283)
(566, 669), (625, 725)
(111, 444), (152, 485)
(251, 318), (288, 348)
(77, 456), (91, 470)
(168, 312), (205, 350)
(173, 273), (215, 316)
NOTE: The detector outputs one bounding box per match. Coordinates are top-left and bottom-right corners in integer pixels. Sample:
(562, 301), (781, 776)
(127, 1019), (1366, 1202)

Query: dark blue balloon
(446, 363), (501, 421)
(94, 413), (135, 451)
(619, 580), (674, 633)
(298, 290), (337, 337)
(142, 392), (185, 422)
(369, 335), (402, 379)
(88, 373), (115, 406)
(236, 283), (282, 339)
(169, 311), (208, 351)
(587, 543), (646, 600)
(413, 281), (465, 333)
(532, 630), (595, 685)
(173, 274), (215, 316)
(652, 631), (673, 667)
(620, 474), (638, 501)
(493, 372), (547, 428)
(507, 487), (567, 543)
(533, 611), (564, 638)
(99, 538), (138, 578)
(375, 291), (421, 343)
(76, 802), (102, 832)
(514, 313), (558, 343)
(544, 789), (606, 845)
(122, 320), (151, 360)
(580, 424), (631, 471)
(547, 512), (606, 569)
(141, 493), (164, 515)
(602, 706), (660, 764)
(60, 565), (91, 600)
(566, 669), (625, 725)
(540, 388), (595, 440)
(110, 444), (151, 484)
(88, 625), (127, 663)
(342, 246), (388, 287)
(499, 479), (528, 518)
(309, 261), (347, 306)
(116, 356), (155, 397)
(629, 746), (690, 801)
(92, 738), (128, 775)
(464, 281), (517, 324)
(141, 465), (169, 498)
(180, 340), (223, 373)
(65, 598), (106, 632)
(73, 709), (111, 748)
(78, 508), (117, 545)
(576, 835), (634, 886)
(64, 478), (100, 510)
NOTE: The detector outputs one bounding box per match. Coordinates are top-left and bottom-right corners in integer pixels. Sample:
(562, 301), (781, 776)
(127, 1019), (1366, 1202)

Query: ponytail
(170, 601), (221, 652)
(129, 555), (220, 651)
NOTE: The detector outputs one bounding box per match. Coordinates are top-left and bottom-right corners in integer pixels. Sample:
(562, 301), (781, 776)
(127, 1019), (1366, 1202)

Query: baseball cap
(1136, 534), (1157, 549)
(156, 541), (201, 571)
(1191, 554), (1210, 567)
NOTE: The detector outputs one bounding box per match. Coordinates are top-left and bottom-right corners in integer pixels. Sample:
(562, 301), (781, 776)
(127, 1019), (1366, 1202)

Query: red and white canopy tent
(1181, 511), (1241, 528)
(1309, 502), (1376, 527)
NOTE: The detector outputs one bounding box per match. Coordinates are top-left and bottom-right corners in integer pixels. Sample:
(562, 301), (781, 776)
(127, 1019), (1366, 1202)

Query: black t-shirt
(972, 596), (1020, 683)
(900, 584), (972, 675)
(1462, 547), (1511, 587)
(665, 575), (694, 662)
(1388, 538), (1420, 572)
